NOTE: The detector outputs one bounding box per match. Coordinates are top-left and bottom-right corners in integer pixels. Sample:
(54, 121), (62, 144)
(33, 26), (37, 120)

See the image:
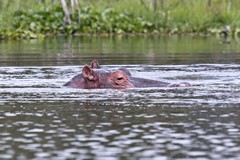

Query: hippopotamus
(64, 60), (191, 89)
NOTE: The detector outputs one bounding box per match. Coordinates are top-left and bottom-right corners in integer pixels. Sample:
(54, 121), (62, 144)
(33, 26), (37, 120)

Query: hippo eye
(117, 77), (123, 81)
(115, 77), (124, 85)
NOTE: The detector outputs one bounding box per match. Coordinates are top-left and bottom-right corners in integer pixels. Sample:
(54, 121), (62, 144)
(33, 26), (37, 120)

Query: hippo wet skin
(64, 60), (191, 89)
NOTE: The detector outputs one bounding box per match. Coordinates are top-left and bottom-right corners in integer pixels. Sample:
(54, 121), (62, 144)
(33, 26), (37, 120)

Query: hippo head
(64, 60), (191, 89)
(64, 60), (134, 89)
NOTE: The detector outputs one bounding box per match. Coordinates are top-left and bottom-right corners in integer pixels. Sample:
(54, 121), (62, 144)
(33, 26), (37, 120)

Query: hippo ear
(82, 66), (94, 80)
(91, 60), (100, 69)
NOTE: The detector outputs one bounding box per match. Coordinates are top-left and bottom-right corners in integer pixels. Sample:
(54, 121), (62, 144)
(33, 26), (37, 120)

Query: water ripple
(1, 64), (240, 159)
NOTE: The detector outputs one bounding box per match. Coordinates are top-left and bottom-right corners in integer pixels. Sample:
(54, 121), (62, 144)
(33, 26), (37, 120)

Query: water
(0, 36), (240, 160)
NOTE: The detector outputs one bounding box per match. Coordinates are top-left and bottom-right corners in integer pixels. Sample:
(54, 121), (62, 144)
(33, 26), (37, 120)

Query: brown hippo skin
(64, 60), (191, 89)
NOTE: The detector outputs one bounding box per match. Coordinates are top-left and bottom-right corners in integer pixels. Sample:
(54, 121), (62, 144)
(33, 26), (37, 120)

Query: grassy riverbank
(1, 0), (240, 39)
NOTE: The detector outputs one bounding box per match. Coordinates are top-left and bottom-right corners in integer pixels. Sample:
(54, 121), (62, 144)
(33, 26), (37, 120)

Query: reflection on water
(0, 64), (240, 159)
(1, 36), (240, 159)
(1, 35), (240, 66)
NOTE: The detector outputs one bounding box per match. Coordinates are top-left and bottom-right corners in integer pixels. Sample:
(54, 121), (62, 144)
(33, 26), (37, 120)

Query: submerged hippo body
(64, 60), (191, 89)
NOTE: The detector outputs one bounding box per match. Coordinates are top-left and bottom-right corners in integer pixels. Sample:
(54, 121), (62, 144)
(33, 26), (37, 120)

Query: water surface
(1, 35), (240, 66)
(0, 36), (240, 160)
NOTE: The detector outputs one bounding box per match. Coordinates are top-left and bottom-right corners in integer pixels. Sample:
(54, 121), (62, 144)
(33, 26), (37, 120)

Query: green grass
(0, 0), (60, 29)
(1, 0), (240, 38)
(82, 0), (239, 25)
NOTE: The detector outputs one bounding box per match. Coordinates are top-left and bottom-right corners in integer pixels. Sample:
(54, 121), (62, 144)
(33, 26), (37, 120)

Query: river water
(0, 36), (240, 160)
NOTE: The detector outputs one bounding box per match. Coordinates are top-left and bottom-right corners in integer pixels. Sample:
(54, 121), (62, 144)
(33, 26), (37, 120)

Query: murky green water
(0, 36), (240, 160)
(1, 35), (240, 66)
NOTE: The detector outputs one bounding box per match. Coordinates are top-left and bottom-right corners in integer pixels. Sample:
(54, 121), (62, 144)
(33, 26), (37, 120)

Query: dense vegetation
(0, 0), (240, 39)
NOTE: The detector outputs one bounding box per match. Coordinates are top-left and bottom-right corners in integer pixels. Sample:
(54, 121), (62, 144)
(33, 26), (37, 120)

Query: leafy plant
(1, 0), (240, 39)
